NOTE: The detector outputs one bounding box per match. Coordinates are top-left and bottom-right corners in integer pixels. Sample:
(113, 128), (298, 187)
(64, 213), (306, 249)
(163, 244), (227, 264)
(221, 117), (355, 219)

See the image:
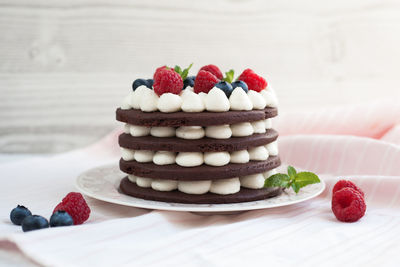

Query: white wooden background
(1, 0), (400, 153)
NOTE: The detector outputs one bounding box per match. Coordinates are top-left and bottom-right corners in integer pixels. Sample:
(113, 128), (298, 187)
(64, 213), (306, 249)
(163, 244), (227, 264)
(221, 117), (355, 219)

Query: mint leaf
(287, 166), (297, 179)
(294, 172), (321, 188)
(264, 174), (291, 188)
(223, 69), (235, 83)
(181, 63), (193, 80)
(174, 65), (182, 75)
(291, 182), (301, 193)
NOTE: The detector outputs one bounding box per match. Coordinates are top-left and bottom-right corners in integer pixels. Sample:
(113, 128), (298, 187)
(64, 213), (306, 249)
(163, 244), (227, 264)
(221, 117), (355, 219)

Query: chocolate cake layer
(120, 156), (281, 180)
(119, 130), (278, 152)
(120, 177), (282, 204)
(116, 107), (277, 127)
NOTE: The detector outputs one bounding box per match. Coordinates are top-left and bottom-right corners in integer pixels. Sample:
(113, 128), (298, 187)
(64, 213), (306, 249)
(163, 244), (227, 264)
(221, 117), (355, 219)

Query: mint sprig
(174, 63), (193, 80)
(264, 166), (320, 193)
(223, 69), (235, 83)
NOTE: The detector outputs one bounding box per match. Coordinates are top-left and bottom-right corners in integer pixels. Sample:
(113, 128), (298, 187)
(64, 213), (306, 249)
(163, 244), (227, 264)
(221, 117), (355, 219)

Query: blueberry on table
(146, 79), (154, 89)
(50, 211), (74, 227)
(10, 205), (32, 225)
(215, 81), (233, 97)
(21, 215), (49, 232)
(231, 81), (249, 92)
(132, 79), (149, 91)
(183, 77), (195, 89)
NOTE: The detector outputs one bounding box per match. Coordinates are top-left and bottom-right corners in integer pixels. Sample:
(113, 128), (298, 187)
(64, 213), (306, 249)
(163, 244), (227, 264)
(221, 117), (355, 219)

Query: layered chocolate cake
(116, 64), (281, 204)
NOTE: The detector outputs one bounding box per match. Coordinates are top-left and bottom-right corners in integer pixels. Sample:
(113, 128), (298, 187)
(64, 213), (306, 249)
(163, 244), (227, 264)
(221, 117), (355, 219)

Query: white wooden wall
(1, 0), (400, 153)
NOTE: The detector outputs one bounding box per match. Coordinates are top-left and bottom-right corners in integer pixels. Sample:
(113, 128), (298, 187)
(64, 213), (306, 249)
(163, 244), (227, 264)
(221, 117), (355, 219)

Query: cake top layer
(120, 64), (278, 113)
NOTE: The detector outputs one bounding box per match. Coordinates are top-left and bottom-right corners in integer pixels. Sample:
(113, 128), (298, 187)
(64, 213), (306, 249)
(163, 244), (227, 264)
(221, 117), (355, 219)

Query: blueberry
(231, 81), (248, 93)
(146, 79), (154, 89)
(50, 211), (74, 227)
(183, 77), (195, 89)
(21, 215), (49, 232)
(132, 79), (149, 91)
(215, 81), (233, 97)
(10, 205), (32, 226)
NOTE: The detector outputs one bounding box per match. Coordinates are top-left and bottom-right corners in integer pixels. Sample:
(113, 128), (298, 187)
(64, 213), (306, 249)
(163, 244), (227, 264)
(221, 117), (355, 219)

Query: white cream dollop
(134, 150), (155, 162)
(264, 168), (278, 179)
(231, 122), (254, 137)
(140, 88), (159, 112)
(240, 173), (265, 189)
(204, 152), (230, 166)
(260, 89), (278, 108)
(176, 152), (204, 167)
(210, 178), (240, 195)
(205, 125), (232, 139)
(151, 179), (178, 191)
(130, 125), (150, 137)
(265, 141), (279, 156)
(248, 90), (267, 110)
(131, 86), (148, 109)
(124, 124), (131, 134)
(127, 174), (137, 183)
(205, 87), (230, 112)
(157, 93), (182, 113)
(150, 127), (175, 137)
(181, 90), (205, 112)
(153, 151), (176, 165)
(252, 120), (266, 134)
(229, 88), (253, 111)
(248, 146), (269, 161)
(230, 150), (250, 163)
(121, 148), (135, 161)
(265, 119), (272, 129)
(121, 94), (132, 110)
(136, 177), (152, 188)
(176, 126), (205, 139)
(178, 180), (211, 194)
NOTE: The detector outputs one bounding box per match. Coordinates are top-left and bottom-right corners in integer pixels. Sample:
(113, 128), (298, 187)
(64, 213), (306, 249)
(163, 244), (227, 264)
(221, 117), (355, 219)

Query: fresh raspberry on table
(194, 70), (220, 93)
(153, 68), (183, 96)
(53, 192), (91, 225)
(199, 64), (223, 80)
(238, 68), (267, 92)
(332, 180), (365, 197)
(331, 188), (366, 222)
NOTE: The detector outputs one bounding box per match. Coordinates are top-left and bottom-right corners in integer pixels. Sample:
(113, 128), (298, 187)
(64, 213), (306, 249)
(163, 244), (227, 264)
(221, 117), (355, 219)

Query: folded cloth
(0, 100), (400, 267)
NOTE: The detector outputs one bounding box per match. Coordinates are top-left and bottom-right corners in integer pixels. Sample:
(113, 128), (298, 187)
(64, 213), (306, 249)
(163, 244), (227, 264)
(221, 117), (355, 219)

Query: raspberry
(153, 68), (183, 96)
(332, 188), (366, 222)
(333, 180), (365, 197)
(194, 70), (220, 93)
(199, 64), (223, 80)
(238, 68), (267, 92)
(53, 192), (91, 225)
(153, 66), (168, 82)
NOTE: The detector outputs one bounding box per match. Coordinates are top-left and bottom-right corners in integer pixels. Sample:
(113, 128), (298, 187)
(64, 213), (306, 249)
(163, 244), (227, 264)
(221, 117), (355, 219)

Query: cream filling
(126, 168), (278, 195)
(124, 119), (273, 139)
(122, 86), (278, 112)
(120, 141), (278, 167)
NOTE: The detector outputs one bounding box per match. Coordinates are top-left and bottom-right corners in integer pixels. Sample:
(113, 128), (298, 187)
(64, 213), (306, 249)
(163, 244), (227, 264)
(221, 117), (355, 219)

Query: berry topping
(53, 192), (91, 225)
(10, 205), (32, 225)
(332, 188), (366, 222)
(132, 79), (149, 91)
(231, 81), (249, 92)
(215, 81), (233, 97)
(199, 64), (223, 80)
(21, 215), (49, 232)
(153, 65), (168, 81)
(183, 77), (195, 89)
(50, 211), (74, 227)
(332, 180), (365, 197)
(146, 79), (154, 89)
(238, 69), (267, 92)
(194, 70), (220, 94)
(153, 68), (183, 96)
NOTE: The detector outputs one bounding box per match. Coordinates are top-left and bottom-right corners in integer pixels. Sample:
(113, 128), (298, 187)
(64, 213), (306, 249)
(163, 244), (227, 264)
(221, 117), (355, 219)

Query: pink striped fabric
(0, 100), (399, 267)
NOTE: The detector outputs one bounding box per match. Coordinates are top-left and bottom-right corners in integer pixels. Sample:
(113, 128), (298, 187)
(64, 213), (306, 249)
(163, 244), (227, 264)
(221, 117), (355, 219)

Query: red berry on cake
(332, 187), (366, 222)
(238, 68), (267, 92)
(153, 65), (168, 81)
(153, 68), (184, 96)
(194, 70), (220, 94)
(53, 192), (91, 225)
(332, 180), (365, 197)
(199, 64), (224, 80)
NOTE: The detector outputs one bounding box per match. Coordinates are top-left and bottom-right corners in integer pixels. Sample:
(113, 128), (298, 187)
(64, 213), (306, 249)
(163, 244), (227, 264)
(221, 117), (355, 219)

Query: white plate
(75, 164), (325, 213)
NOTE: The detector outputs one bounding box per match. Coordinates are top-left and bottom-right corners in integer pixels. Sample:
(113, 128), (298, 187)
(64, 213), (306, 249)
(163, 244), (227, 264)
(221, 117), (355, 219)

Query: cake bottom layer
(120, 177), (282, 204)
